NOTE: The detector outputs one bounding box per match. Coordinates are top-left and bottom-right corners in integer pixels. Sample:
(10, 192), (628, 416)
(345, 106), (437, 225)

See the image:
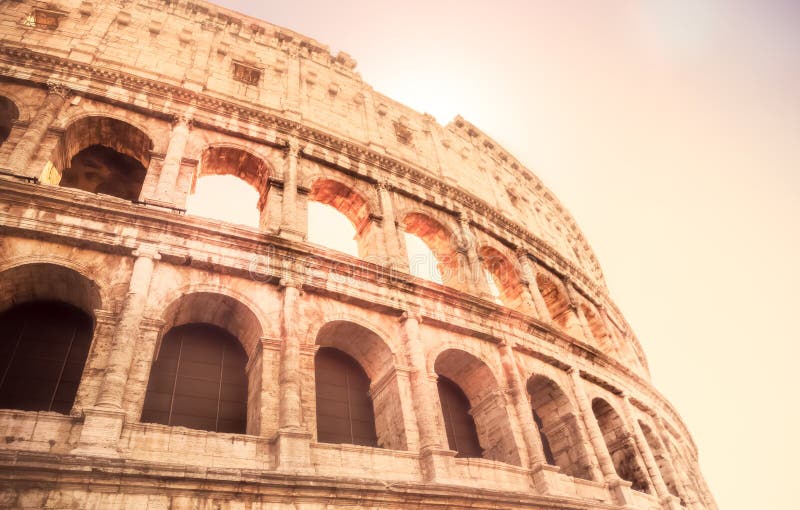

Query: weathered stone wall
(0, 0), (715, 509)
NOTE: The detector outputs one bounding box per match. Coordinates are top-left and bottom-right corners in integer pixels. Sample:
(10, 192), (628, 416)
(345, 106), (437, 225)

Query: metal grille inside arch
(141, 323), (247, 434)
(0, 301), (92, 414)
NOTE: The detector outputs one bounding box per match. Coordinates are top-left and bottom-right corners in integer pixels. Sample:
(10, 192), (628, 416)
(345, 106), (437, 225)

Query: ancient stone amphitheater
(0, 1), (716, 509)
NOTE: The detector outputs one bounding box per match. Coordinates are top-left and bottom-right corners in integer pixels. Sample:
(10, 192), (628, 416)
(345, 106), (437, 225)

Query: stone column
(498, 341), (556, 493)
(456, 212), (492, 298)
(362, 214), (386, 265)
(282, 45), (302, 119)
(568, 368), (631, 506)
(516, 250), (551, 321)
(278, 138), (304, 241)
(70, 310), (117, 416)
(654, 417), (698, 508)
(563, 277), (595, 343)
(274, 278), (312, 470)
(376, 179), (407, 269)
(621, 396), (682, 510)
(154, 115), (192, 203)
(6, 82), (70, 178)
(400, 312), (454, 482)
(95, 246), (160, 409)
(73, 245), (159, 456)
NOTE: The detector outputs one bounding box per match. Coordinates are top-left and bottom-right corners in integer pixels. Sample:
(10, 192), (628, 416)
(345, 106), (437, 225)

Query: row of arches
(0, 261), (692, 500)
(0, 96), (632, 362)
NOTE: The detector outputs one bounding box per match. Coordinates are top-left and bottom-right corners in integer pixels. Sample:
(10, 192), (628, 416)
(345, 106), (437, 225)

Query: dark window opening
(0, 97), (19, 146)
(60, 144), (147, 201)
(233, 63), (261, 85)
(315, 347), (377, 447)
(141, 323), (247, 434)
(437, 376), (482, 458)
(532, 407), (556, 465)
(0, 301), (93, 414)
(26, 10), (61, 29)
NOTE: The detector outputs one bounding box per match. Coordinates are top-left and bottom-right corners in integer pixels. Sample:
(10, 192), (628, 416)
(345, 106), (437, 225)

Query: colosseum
(0, 1), (716, 509)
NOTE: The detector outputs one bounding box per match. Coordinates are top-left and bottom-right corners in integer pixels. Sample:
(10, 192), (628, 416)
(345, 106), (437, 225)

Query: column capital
(170, 112), (193, 128)
(400, 310), (423, 324)
(279, 277), (303, 290)
(375, 178), (392, 192)
(285, 137), (301, 157)
(132, 244), (161, 260)
(46, 80), (71, 98)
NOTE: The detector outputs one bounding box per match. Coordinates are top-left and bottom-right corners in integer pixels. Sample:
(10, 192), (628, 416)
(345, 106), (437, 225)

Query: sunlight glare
(185, 175), (260, 228)
(404, 232), (443, 284)
(307, 201), (359, 257)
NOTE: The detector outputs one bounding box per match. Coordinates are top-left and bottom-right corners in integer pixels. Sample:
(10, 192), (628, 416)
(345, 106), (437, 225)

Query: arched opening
(402, 213), (462, 289)
(437, 375), (482, 458)
(0, 96), (20, 146)
(479, 246), (530, 311)
(44, 116), (152, 201)
(307, 179), (372, 258)
(315, 347), (377, 447)
(185, 146), (270, 228)
(581, 304), (612, 351)
(527, 375), (594, 480)
(592, 398), (650, 493)
(148, 292), (263, 434)
(536, 274), (583, 339)
(434, 349), (521, 465)
(141, 323), (247, 433)
(640, 421), (681, 499)
(315, 320), (406, 450)
(0, 301), (93, 414)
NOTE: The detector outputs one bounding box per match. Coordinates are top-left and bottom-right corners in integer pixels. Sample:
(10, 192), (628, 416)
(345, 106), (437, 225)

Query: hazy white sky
(207, 1), (799, 507)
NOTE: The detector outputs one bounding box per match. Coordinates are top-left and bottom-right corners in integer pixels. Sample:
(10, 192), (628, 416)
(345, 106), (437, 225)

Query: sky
(201, 1), (799, 508)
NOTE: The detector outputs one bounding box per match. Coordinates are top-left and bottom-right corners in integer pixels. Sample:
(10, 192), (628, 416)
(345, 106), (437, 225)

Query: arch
(315, 320), (407, 450)
(44, 116), (153, 201)
(478, 245), (530, 311)
(527, 375), (593, 480)
(314, 347), (377, 447)
(591, 398), (650, 493)
(196, 144), (271, 197)
(434, 348), (521, 465)
(401, 212), (463, 289)
(639, 420), (681, 499)
(307, 177), (376, 258)
(581, 303), (617, 355)
(0, 95), (20, 146)
(185, 145), (272, 227)
(0, 262), (103, 316)
(140, 322), (248, 433)
(158, 291), (264, 357)
(535, 273), (583, 338)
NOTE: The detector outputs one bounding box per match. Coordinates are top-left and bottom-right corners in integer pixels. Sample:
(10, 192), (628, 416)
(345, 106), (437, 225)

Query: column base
(606, 475), (636, 507)
(418, 447), (457, 483)
(273, 428), (313, 473)
(530, 462), (561, 495)
(278, 227), (305, 242)
(71, 406), (126, 458)
(662, 494), (685, 510)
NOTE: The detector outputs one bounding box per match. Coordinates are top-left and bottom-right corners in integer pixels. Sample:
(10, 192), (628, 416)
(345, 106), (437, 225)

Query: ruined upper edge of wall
(0, 0), (606, 288)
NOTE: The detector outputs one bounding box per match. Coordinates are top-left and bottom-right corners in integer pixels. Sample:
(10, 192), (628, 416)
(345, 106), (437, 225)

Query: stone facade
(0, 1), (716, 508)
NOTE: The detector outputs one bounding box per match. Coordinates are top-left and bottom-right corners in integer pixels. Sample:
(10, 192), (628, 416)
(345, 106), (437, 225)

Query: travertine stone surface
(0, 1), (715, 509)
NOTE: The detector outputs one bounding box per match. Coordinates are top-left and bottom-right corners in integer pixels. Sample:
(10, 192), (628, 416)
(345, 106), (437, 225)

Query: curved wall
(0, 1), (715, 509)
